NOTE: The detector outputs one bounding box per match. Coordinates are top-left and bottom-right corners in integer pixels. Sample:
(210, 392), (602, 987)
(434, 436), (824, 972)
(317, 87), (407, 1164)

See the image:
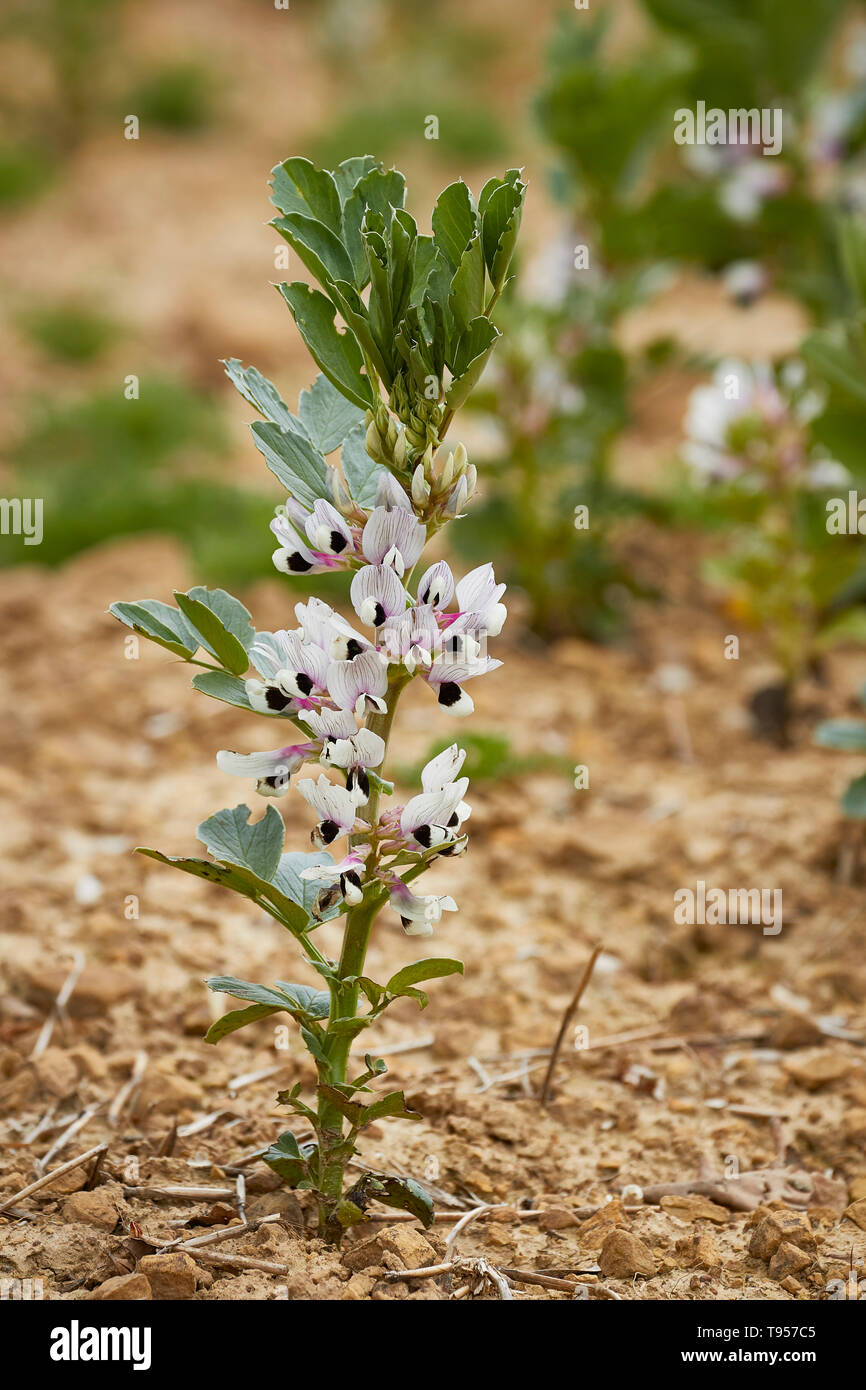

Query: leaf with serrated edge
(270, 157), (342, 235)
(222, 359), (296, 430)
(197, 803), (284, 880)
(299, 373), (365, 454)
(432, 181), (478, 271)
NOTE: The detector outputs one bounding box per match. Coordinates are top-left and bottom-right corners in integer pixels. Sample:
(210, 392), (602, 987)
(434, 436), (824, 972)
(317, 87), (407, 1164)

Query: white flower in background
(719, 160), (790, 222)
(682, 358), (844, 489)
(722, 260), (768, 306)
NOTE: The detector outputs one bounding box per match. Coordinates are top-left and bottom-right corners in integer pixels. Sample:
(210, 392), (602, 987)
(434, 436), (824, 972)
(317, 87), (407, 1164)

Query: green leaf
(446, 316), (500, 409)
(222, 359), (296, 430)
(272, 211), (357, 291)
(480, 179), (524, 290)
(327, 1016), (372, 1038)
(206, 975), (304, 1011)
(449, 234), (485, 336)
(363, 1175), (434, 1227)
(278, 282), (375, 410)
(174, 587), (254, 675)
(343, 167), (406, 287)
(801, 332), (866, 404)
(136, 845), (313, 932)
(197, 803), (284, 880)
(317, 1084), (366, 1126)
(270, 157), (342, 235)
(262, 1130), (317, 1188)
(340, 423), (389, 508)
(300, 1025), (330, 1066)
(109, 599), (200, 659)
(332, 155), (378, 207)
(410, 234), (438, 305)
(191, 670), (254, 712)
(814, 720), (866, 752)
(271, 850), (339, 920)
(298, 373), (365, 454)
(842, 772), (866, 818)
(137, 849), (262, 901)
(386, 958), (465, 995)
(362, 1089), (421, 1123)
(250, 419), (330, 510)
(204, 1002), (282, 1045)
(272, 981), (331, 1020)
(357, 976), (385, 1010)
(432, 180), (478, 272)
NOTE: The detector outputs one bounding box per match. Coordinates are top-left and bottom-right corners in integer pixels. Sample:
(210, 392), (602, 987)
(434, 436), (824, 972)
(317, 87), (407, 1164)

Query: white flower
(416, 561), (454, 611)
(389, 881), (458, 936)
(216, 744), (310, 796)
(295, 774), (364, 847)
(326, 649), (389, 716)
(401, 778), (470, 850)
(455, 563), (507, 636)
(350, 564), (407, 627)
(361, 506), (426, 577)
(421, 743), (466, 792)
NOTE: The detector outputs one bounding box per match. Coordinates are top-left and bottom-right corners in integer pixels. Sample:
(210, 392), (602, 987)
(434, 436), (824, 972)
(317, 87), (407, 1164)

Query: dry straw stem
(192, 1250), (289, 1276)
(539, 943), (603, 1106)
(0, 1142), (108, 1215)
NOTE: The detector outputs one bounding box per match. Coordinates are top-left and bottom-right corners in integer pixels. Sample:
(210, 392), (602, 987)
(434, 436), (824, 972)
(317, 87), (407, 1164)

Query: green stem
(314, 672), (410, 1236)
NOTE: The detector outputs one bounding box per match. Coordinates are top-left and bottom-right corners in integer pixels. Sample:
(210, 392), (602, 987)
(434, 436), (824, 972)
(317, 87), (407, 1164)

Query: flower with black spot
(295, 774), (367, 849)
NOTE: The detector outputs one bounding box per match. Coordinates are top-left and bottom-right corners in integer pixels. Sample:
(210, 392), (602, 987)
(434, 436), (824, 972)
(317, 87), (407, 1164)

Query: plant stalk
(315, 672), (409, 1237)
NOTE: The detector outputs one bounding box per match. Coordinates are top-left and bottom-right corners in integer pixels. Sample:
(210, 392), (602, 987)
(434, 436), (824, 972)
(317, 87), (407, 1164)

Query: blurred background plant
(458, 0), (866, 648)
(0, 0), (218, 210)
(666, 218), (866, 738)
(3, 0), (866, 688)
(815, 688), (866, 820)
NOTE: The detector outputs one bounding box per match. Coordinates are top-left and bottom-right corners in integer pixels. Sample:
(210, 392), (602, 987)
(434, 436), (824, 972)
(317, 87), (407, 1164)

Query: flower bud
(366, 418), (386, 464)
(452, 442), (468, 477)
(393, 428), (408, 470)
(442, 475), (468, 518)
(411, 462), (430, 505)
(463, 463), (477, 499)
(439, 451), (455, 490)
(328, 465), (353, 515)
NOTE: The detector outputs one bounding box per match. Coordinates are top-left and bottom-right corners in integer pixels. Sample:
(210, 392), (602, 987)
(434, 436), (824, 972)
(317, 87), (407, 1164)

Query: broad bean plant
(111, 156), (525, 1242)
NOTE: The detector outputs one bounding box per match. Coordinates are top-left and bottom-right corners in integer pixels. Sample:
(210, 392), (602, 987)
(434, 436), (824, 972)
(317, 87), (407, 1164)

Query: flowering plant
(111, 155), (525, 1241)
(678, 342), (865, 737)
